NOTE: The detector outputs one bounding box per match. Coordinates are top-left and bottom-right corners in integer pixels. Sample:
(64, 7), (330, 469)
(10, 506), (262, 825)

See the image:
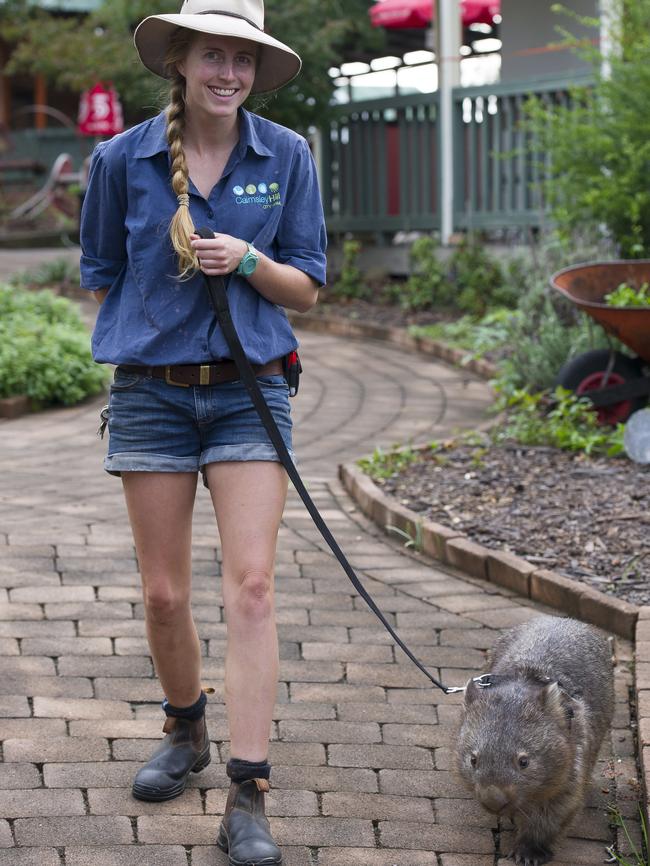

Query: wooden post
(438, 0), (461, 245)
(34, 74), (47, 129)
(0, 43), (10, 131)
(600, 0), (619, 80)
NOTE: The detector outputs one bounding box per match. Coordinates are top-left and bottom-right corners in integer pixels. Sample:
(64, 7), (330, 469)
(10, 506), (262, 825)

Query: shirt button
(207, 209), (214, 219)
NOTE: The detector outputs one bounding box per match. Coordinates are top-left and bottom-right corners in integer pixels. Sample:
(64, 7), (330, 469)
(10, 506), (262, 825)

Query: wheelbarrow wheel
(555, 349), (647, 425)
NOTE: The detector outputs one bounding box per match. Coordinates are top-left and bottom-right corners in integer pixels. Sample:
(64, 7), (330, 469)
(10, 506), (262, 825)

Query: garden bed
(367, 439), (650, 606)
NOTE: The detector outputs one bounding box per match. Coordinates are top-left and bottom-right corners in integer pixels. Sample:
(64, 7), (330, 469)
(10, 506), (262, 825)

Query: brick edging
(0, 395), (31, 420)
(635, 609), (650, 830)
(288, 311), (498, 380)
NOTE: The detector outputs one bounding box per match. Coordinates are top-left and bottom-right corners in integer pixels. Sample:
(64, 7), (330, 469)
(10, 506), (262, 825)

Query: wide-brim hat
(134, 0), (301, 94)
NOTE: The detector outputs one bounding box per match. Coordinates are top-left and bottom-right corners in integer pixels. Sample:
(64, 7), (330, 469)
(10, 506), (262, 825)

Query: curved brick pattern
(0, 268), (639, 863)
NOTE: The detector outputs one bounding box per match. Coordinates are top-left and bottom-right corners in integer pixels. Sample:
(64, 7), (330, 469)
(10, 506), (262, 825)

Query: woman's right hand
(190, 232), (248, 276)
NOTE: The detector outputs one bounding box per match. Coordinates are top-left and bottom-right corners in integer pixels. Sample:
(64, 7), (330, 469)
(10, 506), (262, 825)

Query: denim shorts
(104, 367), (294, 478)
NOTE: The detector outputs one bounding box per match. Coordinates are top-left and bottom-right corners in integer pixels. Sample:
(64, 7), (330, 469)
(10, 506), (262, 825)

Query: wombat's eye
(518, 755), (529, 769)
(470, 753), (478, 769)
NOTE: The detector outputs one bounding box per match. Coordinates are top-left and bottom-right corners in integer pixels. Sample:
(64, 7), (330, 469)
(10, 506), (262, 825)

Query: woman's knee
(228, 568), (274, 623)
(142, 583), (191, 624)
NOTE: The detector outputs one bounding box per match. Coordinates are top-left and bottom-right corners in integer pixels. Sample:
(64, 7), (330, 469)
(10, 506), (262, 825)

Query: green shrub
(0, 284), (82, 327)
(395, 235), (517, 314)
(410, 307), (520, 360)
(493, 387), (625, 456)
(18, 257), (80, 288)
(447, 236), (514, 315)
(398, 236), (452, 311)
(331, 239), (366, 300)
(0, 286), (108, 405)
(357, 443), (422, 480)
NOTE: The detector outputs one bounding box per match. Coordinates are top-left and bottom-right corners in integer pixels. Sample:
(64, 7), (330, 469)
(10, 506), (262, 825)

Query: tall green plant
(446, 235), (513, 316)
(525, 0), (650, 257)
(331, 239), (366, 300)
(399, 236), (451, 311)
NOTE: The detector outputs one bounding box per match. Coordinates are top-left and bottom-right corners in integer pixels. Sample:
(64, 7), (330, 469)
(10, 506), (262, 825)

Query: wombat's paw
(511, 842), (553, 866)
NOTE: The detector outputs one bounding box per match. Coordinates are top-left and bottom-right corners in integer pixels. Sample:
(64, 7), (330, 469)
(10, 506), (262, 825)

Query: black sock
(227, 757), (271, 783)
(161, 690), (207, 721)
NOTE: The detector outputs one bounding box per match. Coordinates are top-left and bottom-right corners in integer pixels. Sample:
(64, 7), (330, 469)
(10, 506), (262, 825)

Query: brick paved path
(0, 321), (637, 865)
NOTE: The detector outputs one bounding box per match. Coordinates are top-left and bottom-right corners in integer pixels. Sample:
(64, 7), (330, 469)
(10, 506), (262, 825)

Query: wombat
(457, 615), (614, 866)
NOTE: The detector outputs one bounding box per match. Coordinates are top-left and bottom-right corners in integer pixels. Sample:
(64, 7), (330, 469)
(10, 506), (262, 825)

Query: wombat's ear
(540, 681), (572, 725)
(464, 678), (480, 706)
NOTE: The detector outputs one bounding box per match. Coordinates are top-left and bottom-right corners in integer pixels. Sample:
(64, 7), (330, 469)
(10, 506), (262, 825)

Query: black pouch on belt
(282, 350), (302, 397)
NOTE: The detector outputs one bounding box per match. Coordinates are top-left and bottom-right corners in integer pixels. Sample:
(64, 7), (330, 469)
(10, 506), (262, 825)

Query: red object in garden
(369, 0), (500, 30)
(576, 369), (633, 426)
(551, 261), (650, 424)
(78, 83), (124, 137)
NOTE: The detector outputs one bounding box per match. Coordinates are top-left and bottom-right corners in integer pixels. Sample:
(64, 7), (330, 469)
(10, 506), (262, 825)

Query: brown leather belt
(116, 359), (283, 388)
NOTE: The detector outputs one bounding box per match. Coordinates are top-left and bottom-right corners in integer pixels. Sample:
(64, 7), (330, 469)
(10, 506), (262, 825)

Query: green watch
(236, 242), (259, 277)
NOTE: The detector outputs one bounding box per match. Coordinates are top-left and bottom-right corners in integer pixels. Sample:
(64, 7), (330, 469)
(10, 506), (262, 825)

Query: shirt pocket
(226, 174), (284, 249)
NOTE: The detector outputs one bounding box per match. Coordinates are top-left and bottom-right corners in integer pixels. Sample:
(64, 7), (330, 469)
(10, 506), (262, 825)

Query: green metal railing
(322, 72), (593, 235)
(454, 72), (593, 230)
(321, 93), (441, 234)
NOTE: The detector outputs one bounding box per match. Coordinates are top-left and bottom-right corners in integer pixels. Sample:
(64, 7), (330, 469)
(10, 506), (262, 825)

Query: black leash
(197, 227), (461, 695)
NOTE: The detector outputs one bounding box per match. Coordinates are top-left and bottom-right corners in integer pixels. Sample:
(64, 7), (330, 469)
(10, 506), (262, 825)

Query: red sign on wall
(78, 83), (124, 137)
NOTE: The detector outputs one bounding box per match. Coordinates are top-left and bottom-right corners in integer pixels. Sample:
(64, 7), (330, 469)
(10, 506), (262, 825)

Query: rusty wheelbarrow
(550, 261), (650, 425)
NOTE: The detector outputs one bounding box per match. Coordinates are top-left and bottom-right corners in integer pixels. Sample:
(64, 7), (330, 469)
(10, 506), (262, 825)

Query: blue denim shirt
(80, 108), (327, 366)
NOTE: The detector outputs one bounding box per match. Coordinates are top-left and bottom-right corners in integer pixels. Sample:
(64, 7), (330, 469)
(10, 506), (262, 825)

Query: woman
(80, 2), (326, 864)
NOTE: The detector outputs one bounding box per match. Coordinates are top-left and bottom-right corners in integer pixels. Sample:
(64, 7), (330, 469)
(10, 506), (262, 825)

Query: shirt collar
(136, 112), (168, 159)
(135, 108), (275, 160)
(238, 108), (275, 158)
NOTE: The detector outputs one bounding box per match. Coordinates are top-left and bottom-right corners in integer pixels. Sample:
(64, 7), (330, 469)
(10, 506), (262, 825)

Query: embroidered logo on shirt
(232, 181), (281, 208)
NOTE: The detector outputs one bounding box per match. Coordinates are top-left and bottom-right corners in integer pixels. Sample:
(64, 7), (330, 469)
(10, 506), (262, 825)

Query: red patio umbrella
(369, 0), (500, 30)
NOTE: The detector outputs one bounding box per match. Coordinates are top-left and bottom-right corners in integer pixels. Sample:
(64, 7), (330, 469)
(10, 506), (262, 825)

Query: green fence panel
(323, 72), (592, 236)
(453, 72), (592, 230)
(324, 93), (441, 234)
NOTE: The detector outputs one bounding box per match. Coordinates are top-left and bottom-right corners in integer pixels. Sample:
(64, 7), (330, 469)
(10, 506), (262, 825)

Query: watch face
(241, 254), (257, 276)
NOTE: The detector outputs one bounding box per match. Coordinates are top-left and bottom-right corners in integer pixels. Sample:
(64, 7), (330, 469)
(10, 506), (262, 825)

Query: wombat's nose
(480, 785), (509, 813)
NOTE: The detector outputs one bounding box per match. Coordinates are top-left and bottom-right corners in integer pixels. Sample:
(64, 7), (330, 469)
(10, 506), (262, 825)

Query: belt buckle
(164, 366), (190, 388)
(199, 364), (212, 386)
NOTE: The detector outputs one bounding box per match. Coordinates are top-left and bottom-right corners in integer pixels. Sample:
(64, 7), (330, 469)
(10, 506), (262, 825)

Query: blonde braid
(166, 74), (198, 278)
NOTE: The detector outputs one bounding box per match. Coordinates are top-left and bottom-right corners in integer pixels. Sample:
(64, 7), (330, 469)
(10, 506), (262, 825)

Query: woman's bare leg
(205, 461), (288, 761)
(121, 471), (202, 707)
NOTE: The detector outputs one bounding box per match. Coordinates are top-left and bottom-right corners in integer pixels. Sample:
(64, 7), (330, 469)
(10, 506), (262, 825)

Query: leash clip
(444, 674), (494, 694)
(474, 674), (496, 689)
(97, 405), (109, 440)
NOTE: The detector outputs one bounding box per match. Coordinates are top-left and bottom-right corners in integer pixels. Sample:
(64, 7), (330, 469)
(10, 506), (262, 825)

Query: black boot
(131, 713), (211, 801)
(217, 778), (282, 866)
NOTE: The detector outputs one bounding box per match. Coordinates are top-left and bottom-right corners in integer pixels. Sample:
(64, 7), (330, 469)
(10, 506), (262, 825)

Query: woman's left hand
(190, 232), (248, 276)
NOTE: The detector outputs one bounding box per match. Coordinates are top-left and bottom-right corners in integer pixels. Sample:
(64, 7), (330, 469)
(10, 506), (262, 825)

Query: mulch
(311, 295), (449, 328)
(377, 441), (650, 606)
(314, 297), (650, 606)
